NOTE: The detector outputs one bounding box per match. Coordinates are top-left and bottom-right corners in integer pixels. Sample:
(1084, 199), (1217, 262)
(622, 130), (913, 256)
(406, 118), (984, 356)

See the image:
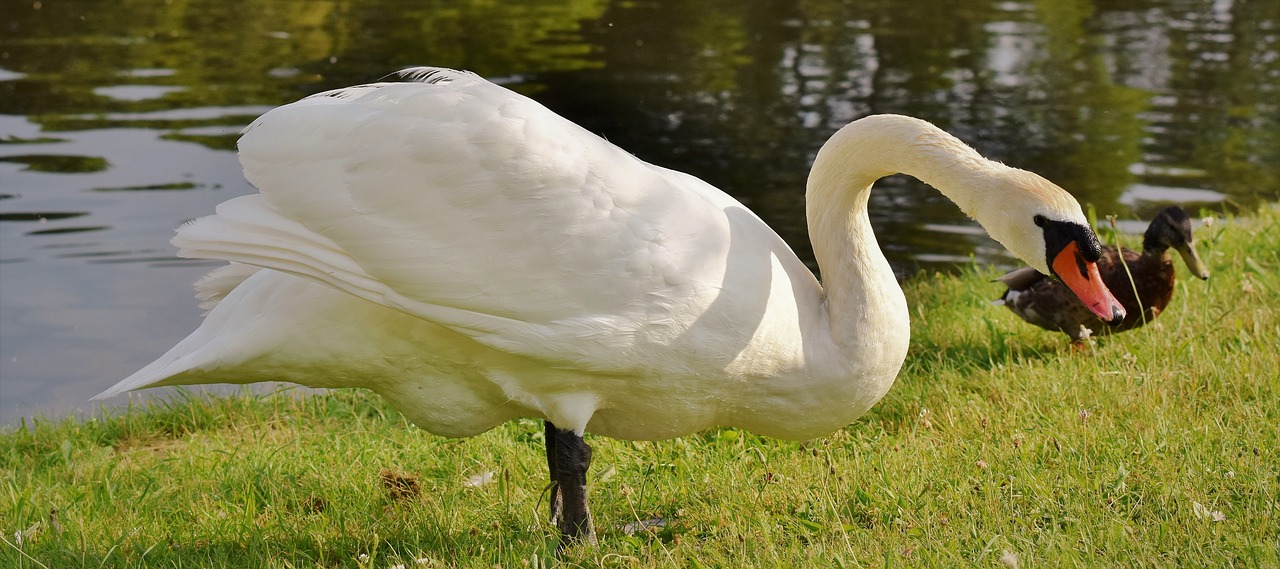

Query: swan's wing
(179, 68), (797, 371)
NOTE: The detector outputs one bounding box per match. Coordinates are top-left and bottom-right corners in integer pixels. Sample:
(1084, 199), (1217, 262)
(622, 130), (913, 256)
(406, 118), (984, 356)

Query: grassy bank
(4, 205), (1277, 568)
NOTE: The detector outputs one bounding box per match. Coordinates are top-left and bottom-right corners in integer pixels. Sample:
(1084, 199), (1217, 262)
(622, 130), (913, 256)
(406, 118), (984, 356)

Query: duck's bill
(1052, 241), (1127, 324)
(1177, 242), (1210, 280)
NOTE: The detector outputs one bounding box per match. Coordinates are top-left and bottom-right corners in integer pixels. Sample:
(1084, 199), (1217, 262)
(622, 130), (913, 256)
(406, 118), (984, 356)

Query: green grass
(4, 205), (1277, 568)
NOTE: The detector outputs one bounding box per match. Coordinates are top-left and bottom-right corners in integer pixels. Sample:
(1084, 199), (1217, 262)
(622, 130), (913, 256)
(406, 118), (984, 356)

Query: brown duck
(997, 206), (1210, 344)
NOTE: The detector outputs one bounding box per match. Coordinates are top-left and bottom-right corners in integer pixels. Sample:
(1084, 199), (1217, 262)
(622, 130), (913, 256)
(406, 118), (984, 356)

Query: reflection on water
(0, 153), (109, 173)
(94, 85), (186, 102)
(1, 0), (1277, 423)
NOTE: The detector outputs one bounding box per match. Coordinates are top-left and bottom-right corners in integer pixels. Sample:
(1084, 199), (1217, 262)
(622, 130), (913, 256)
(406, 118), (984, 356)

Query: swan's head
(983, 170), (1126, 324)
(1033, 214), (1127, 323)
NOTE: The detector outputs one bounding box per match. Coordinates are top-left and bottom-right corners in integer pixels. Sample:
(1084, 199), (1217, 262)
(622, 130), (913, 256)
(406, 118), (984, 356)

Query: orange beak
(1052, 241), (1127, 324)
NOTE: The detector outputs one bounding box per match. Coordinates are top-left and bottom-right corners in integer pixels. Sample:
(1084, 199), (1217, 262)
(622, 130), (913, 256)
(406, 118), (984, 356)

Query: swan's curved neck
(804, 116), (1007, 351)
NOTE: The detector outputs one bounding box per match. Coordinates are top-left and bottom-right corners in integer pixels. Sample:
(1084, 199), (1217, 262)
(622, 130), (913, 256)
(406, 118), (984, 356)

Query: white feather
(99, 67), (1091, 442)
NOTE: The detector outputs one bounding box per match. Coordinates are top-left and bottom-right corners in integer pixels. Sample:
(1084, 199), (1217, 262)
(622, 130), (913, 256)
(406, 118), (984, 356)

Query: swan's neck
(804, 116), (1012, 354)
(734, 115), (1080, 439)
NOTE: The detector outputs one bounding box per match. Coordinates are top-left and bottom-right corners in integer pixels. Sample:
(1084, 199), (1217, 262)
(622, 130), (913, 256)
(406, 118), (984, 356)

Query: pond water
(1, 0), (1277, 424)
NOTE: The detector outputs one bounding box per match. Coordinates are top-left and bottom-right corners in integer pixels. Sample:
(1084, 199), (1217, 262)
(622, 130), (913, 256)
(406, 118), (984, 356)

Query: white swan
(97, 67), (1124, 544)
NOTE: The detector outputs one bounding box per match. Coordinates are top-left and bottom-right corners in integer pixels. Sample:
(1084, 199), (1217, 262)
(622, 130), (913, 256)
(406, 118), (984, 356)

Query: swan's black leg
(551, 425), (596, 546)
(544, 420), (563, 526)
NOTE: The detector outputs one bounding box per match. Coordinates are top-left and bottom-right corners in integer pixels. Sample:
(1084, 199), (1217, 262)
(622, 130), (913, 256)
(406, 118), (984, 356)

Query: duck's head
(975, 170), (1127, 325)
(1145, 206), (1210, 280)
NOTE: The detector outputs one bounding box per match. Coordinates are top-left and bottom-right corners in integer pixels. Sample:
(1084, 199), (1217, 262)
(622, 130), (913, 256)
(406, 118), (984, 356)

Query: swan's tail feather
(173, 195), (390, 309)
(93, 355), (193, 400)
(93, 328), (244, 400)
(95, 266), (293, 400)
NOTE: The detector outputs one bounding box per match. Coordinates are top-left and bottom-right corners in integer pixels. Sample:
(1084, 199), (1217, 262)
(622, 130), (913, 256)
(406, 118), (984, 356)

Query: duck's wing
(995, 266), (1046, 291)
(1098, 246), (1141, 301)
(996, 266), (1103, 340)
(175, 68), (809, 373)
(1095, 245), (1137, 274)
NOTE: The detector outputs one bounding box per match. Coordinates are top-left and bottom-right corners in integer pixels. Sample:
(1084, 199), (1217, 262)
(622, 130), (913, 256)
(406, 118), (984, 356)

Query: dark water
(1, 0), (1277, 424)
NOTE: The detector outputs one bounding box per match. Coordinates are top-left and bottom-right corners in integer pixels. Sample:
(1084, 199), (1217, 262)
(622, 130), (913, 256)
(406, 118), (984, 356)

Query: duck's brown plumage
(998, 206), (1210, 343)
